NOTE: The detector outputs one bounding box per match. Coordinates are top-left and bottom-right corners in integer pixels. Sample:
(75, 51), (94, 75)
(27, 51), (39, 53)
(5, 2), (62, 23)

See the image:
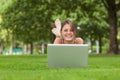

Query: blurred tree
(0, 0), (54, 54)
(0, 0), (119, 54)
(75, 0), (109, 53)
(102, 0), (120, 54)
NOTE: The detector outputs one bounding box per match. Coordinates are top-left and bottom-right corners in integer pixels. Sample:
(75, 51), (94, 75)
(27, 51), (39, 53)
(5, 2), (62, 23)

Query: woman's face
(61, 24), (75, 42)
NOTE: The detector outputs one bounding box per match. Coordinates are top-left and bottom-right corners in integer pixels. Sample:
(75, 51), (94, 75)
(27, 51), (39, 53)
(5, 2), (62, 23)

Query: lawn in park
(0, 54), (120, 80)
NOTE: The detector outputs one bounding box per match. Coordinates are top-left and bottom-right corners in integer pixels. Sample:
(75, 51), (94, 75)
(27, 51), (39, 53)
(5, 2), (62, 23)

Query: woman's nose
(67, 30), (71, 34)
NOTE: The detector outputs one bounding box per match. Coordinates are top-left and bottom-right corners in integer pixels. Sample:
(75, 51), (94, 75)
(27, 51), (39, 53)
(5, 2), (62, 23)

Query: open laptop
(47, 44), (88, 68)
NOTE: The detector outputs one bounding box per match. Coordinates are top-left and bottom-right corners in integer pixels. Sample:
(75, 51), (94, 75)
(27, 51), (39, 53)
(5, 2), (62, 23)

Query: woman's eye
(64, 29), (68, 32)
(63, 29), (73, 32)
(70, 30), (74, 32)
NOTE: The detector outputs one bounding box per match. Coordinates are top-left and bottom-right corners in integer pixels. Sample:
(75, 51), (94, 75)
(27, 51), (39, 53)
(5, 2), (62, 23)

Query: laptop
(47, 44), (88, 68)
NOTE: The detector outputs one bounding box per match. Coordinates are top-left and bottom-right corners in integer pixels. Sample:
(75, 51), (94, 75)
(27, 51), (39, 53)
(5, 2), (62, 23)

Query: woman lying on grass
(52, 19), (84, 44)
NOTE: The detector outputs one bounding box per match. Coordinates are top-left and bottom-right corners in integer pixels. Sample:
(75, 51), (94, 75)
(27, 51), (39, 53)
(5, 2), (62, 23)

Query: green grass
(0, 54), (120, 80)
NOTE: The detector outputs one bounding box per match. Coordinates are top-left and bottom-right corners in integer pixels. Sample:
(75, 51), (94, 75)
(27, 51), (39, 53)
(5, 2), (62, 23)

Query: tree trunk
(30, 43), (33, 54)
(9, 33), (14, 55)
(102, 0), (119, 54)
(99, 36), (102, 53)
(90, 35), (94, 53)
(108, 10), (118, 54)
(0, 40), (4, 54)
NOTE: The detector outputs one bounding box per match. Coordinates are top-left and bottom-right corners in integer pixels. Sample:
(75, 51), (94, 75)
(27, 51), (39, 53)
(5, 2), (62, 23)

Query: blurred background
(0, 0), (120, 55)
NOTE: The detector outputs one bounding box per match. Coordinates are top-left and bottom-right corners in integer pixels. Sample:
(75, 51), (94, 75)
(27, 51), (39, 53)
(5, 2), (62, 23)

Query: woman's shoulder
(75, 37), (84, 44)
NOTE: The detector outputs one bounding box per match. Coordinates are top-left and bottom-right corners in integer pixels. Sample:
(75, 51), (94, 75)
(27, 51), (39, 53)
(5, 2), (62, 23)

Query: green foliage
(0, 0), (110, 43)
(77, 0), (109, 40)
(1, 0), (54, 44)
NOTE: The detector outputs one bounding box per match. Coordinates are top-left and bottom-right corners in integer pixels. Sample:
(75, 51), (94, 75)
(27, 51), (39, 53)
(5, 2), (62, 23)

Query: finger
(55, 19), (61, 28)
(52, 28), (57, 34)
(52, 28), (56, 32)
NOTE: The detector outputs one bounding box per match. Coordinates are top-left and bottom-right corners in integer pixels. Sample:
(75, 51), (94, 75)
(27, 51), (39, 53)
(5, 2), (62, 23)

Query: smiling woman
(52, 19), (84, 44)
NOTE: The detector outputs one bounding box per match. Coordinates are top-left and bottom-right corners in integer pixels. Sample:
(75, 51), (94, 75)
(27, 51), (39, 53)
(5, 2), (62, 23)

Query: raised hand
(52, 19), (61, 37)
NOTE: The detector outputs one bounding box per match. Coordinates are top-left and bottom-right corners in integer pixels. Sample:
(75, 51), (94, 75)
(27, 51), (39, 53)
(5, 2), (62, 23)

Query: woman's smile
(61, 24), (75, 41)
(64, 34), (73, 39)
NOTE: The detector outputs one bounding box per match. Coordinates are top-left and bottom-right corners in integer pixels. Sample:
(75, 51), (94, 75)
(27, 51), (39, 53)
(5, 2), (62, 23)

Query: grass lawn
(0, 54), (120, 80)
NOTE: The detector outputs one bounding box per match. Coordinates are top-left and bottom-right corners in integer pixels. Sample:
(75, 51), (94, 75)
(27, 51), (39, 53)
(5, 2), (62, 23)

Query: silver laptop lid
(47, 44), (88, 68)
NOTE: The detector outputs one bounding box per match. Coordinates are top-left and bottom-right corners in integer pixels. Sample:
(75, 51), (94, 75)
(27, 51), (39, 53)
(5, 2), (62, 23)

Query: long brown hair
(61, 20), (77, 37)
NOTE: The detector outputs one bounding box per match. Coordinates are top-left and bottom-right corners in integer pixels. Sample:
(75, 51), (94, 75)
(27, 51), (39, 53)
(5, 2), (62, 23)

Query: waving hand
(52, 19), (61, 37)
